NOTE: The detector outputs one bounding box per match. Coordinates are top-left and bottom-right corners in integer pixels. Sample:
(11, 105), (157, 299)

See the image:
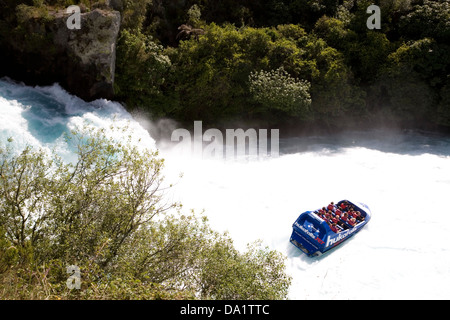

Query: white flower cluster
(249, 67), (311, 116)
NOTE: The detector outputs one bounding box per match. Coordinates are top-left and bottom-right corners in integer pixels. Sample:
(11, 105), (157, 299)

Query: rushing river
(1, 78), (450, 299)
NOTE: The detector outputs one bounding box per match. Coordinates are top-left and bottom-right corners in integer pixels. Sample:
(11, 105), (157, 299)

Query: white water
(1, 79), (450, 300)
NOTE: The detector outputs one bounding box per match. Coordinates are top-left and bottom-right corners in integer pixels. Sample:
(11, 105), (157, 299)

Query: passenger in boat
(348, 217), (357, 227)
(346, 203), (354, 211)
(329, 213), (339, 224)
(339, 202), (347, 210)
(340, 222), (350, 230)
(327, 202), (336, 212)
(329, 210), (337, 222)
(355, 211), (365, 221)
(318, 211), (327, 221)
(315, 209), (325, 219)
(333, 214), (346, 229)
(329, 222), (340, 233)
(340, 212), (349, 222)
(348, 210), (359, 221)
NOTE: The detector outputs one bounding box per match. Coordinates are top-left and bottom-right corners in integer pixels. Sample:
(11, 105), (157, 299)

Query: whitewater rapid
(161, 137), (450, 300)
(1, 79), (450, 300)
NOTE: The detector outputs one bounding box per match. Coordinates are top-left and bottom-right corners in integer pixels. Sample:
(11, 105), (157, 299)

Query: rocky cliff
(0, 5), (121, 101)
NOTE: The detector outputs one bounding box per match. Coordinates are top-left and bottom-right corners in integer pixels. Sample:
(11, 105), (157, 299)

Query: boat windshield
(297, 213), (328, 243)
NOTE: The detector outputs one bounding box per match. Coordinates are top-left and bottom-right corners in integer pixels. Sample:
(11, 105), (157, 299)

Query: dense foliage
(249, 67), (312, 118)
(0, 0), (449, 130)
(0, 126), (291, 299)
(113, 0), (450, 130)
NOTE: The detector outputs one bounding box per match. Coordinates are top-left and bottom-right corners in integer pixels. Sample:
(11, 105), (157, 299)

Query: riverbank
(1, 1), (448, 139)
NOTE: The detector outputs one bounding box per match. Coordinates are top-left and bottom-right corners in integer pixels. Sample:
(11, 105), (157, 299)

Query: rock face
(55, 9), (121, 100)
(0, 7), (121, 101)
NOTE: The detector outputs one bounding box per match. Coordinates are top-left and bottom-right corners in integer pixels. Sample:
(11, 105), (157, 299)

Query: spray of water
(1, 78), (450, 299)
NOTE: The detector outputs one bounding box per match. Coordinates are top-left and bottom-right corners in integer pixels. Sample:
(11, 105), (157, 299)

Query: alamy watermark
(65, 4), (381, 31)
(66, 5), (81, 30)
(66, 265), (81, 290)
(367, 5), (381, 30)
(171, 121), (279, 160)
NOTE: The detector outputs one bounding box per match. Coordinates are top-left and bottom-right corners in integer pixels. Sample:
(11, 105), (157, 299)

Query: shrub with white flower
(249, 67), (312, 117)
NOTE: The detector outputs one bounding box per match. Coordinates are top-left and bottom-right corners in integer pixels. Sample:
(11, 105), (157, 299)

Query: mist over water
(1, 78), (450, 299)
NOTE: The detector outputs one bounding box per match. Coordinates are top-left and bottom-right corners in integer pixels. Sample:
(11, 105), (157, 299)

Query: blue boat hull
(290, 200), (371, 257)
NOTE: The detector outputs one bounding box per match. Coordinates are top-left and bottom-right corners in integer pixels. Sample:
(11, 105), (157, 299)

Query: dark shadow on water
(279, 129), (450, 158)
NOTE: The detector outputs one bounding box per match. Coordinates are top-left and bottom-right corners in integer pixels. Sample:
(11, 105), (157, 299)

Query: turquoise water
(0, 78), (155, 154)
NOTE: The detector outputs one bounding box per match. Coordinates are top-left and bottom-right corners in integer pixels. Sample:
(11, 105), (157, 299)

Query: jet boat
(290, 200), (371, 257)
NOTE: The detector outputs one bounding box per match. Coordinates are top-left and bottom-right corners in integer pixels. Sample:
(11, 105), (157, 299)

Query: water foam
(2, 78), (450, 299)
(0, 79), (156, 156)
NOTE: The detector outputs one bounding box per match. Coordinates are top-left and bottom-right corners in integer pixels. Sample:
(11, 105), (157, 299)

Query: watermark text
(171, 121), (279, 160)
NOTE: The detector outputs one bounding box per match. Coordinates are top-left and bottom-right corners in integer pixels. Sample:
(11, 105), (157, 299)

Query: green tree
(437, 84), (450, 127)
(121, 0), (152, 31)
(313, 16), (349, 50)
(368, 38), (442, 125)
(0, 125), (292, 300)
(387, 38), (450, 89)
(167, 23), (268, 123)
(399, 0), (450, 43)
(114, 29), (172, 114)
(249, 67), (312, 118)
(200, 240), (291, 299)
(0, 227), (19, 274)
(300, 37), (367, 121)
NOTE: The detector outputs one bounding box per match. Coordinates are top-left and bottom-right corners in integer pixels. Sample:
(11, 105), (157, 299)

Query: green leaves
(0, 125), (291, 300)
(0, 144), (53, 251)
(167, 22), (364, 123)
(399, 0), (450, 43)
(249, 67), (311, 118)
(199, 239), (291, 300)
(114, 29), (172, 110)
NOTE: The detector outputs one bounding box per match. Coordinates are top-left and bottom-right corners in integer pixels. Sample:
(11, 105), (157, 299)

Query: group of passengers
(315, 201), (365, 233)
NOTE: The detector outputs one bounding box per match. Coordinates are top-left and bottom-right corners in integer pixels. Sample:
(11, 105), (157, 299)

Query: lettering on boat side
(325, 227), (359, 247)
(297, 224), (324, 244)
